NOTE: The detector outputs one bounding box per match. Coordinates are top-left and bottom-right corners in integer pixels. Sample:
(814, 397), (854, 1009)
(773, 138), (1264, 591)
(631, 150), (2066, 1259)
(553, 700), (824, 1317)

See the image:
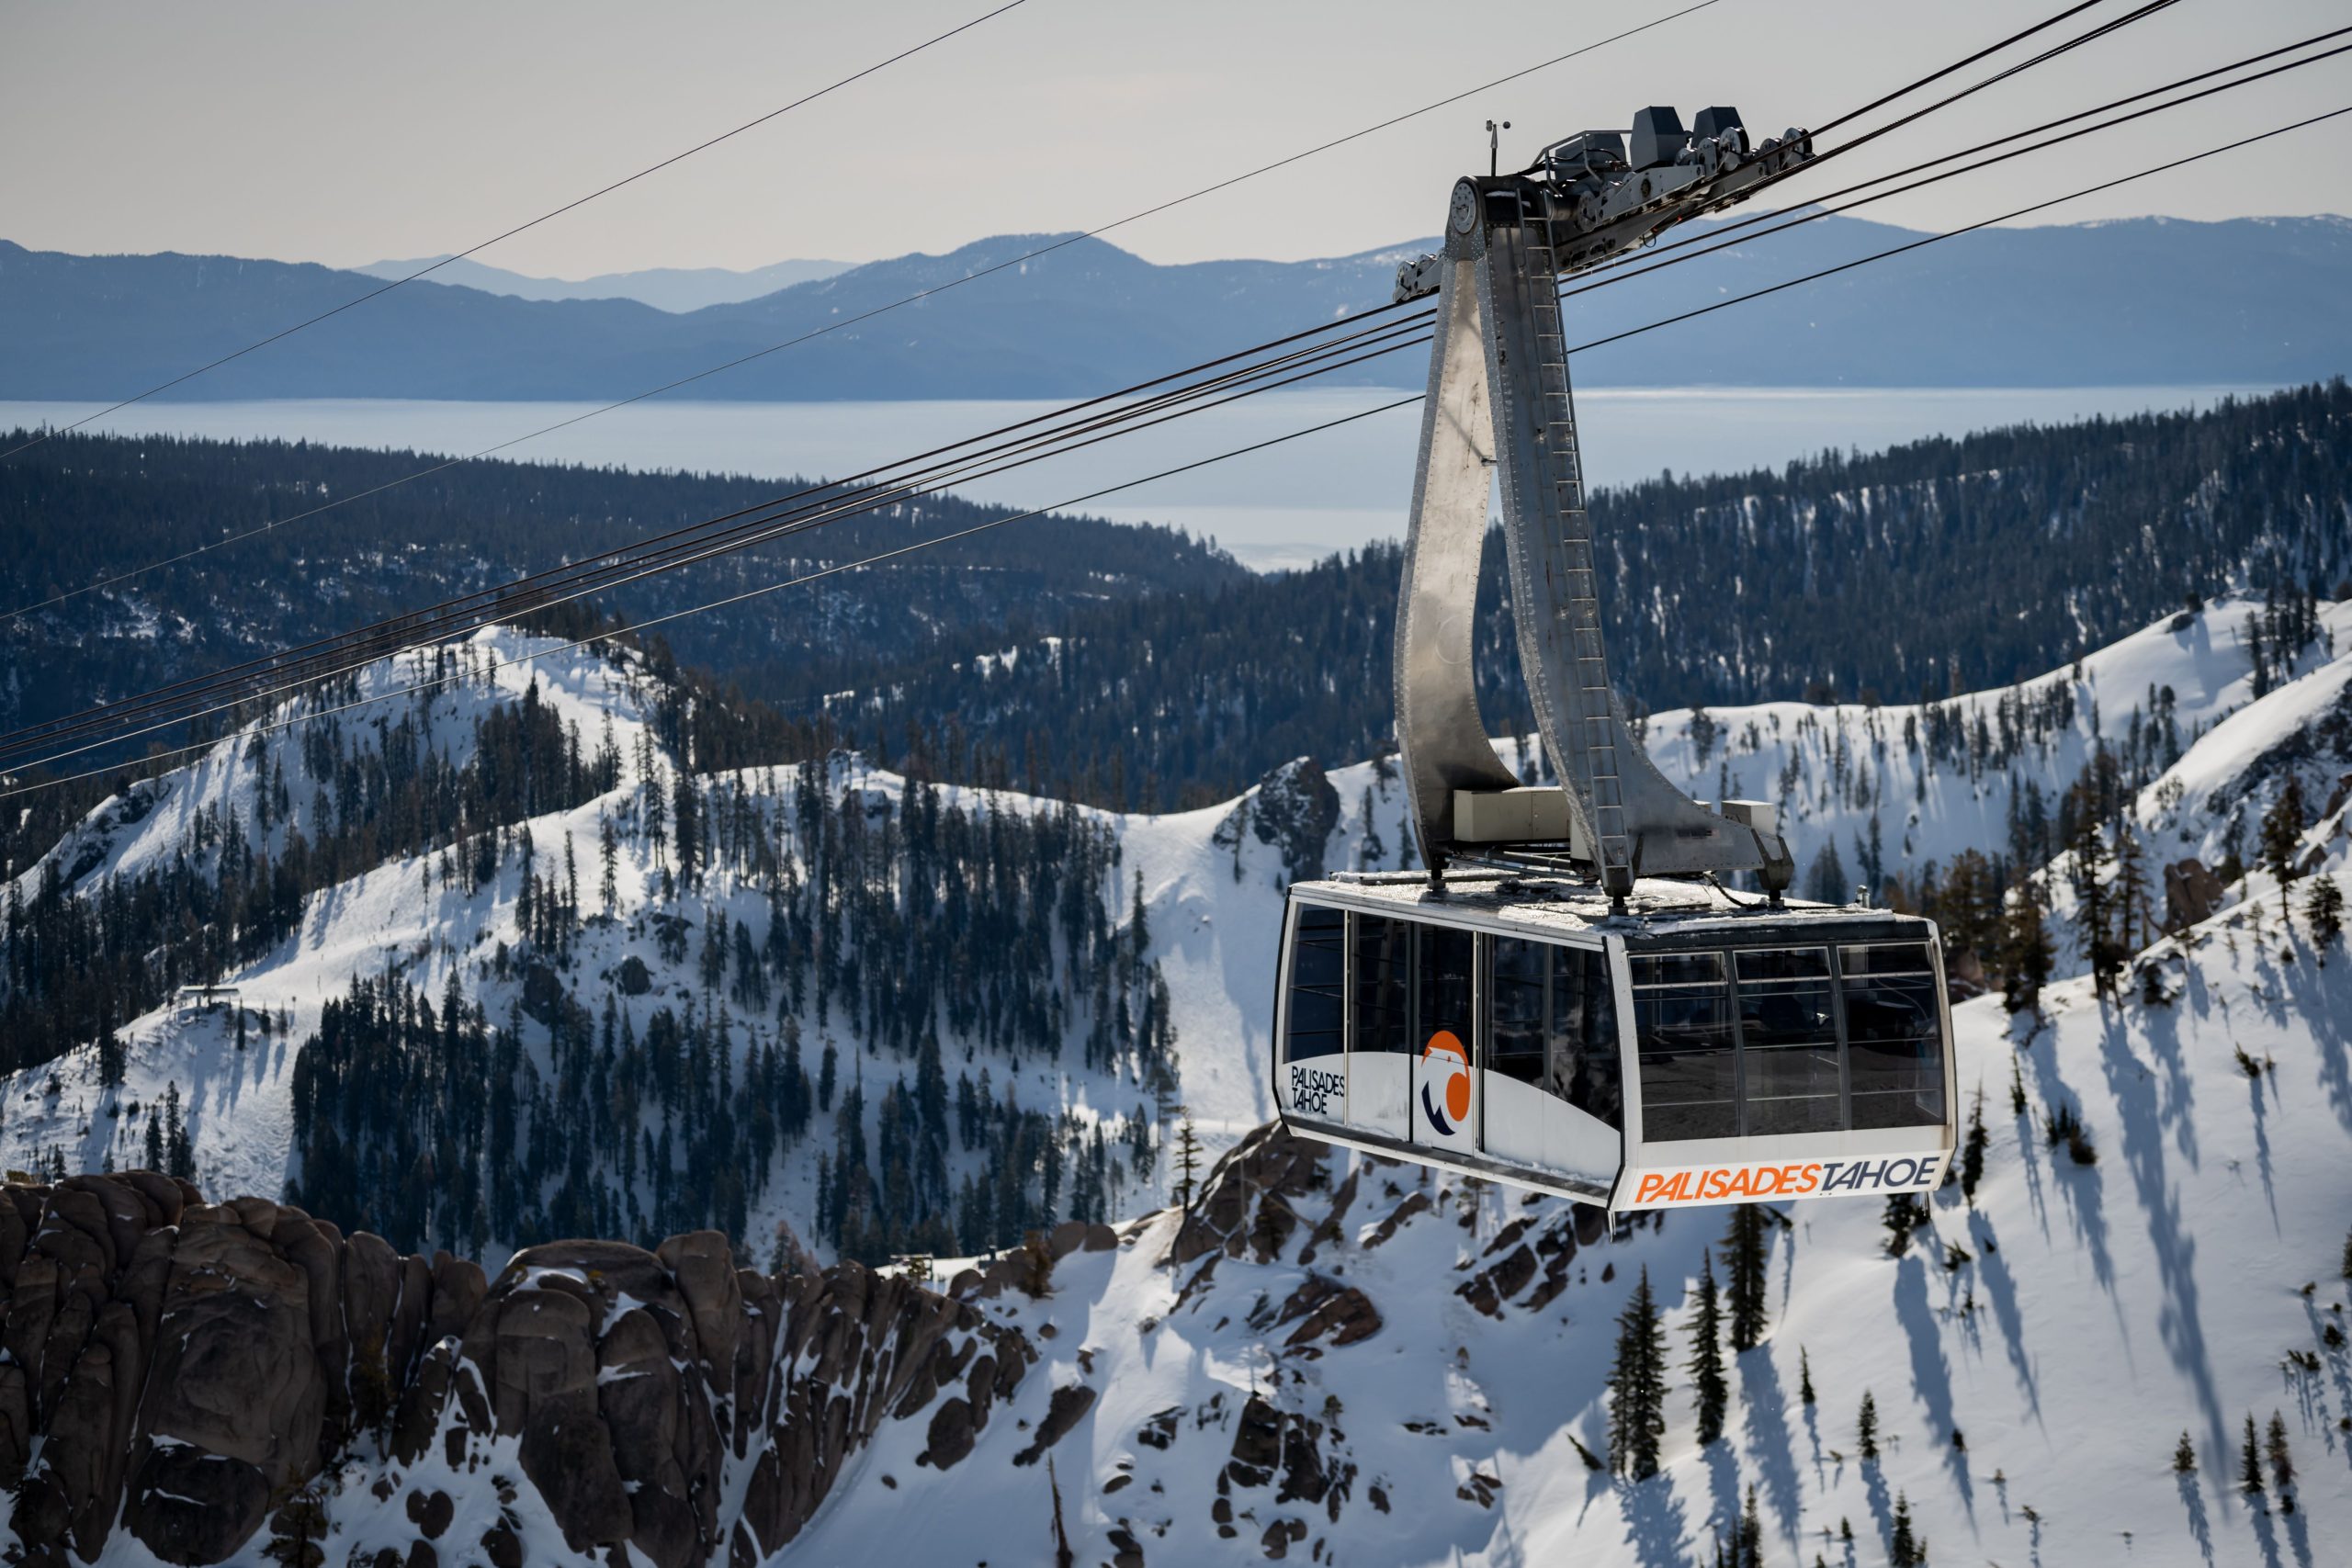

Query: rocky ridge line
(0, 1173), (1034, 1565)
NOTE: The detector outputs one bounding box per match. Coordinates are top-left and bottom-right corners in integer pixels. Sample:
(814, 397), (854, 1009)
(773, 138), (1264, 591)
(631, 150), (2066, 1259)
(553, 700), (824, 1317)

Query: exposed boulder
(1162, 1123), (1333, 1269)
(2165, 858), (2225, 931)
(1249, 757), (1342, 885)
(0, 1177), (1029, 1567)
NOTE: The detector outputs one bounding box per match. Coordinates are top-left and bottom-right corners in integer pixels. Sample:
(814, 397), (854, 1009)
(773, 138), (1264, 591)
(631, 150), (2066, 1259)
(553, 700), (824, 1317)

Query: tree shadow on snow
(1891, 1254), (1972, 1525)
(1615, 1475), (1692, 1568)
(2022, 1035), (2122, 1336)
(2098, 1008), (2229, 1468)
(1736, 1350), (1804, 1553)
(1861, 1457), (1894, 1558)
(2249, 1496), (2284, 1568)
(1700, 1440), (1741, 1562)
(2174, 1470), (2214, 1566)
(1969, 1208), (2038, 1423)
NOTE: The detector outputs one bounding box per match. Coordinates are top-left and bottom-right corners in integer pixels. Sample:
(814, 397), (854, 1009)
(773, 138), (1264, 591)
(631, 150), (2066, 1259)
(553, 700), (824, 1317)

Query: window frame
(1627, 933), (1948, 1145)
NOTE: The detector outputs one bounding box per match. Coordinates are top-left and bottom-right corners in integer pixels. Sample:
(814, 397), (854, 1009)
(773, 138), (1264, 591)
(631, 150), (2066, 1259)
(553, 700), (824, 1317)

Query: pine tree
(2172, 1431), (2197, 1473)
(1882, 1192), (1928, 1256)
(2069, 798), (2121, 998)
(1805, 838), (1850, 906)
(2239, 1413), (2265, 1496)
(2000, 878), (2053, 1010)
(2266, 1411), (2295, 1512)
(1608, 1266), (1668, 1481)
(1857, 1391), (1880, 1461)
(1889, 1492), (1921, 1567)
(2113, 818), (2153, 959)
(1687, 1251), (1727, 1446)
(1738, 1483), (1763, 1568)
(2009, 1054), (2028, 1117)
(2306, 875), (2345, 948)
(2260, 778), (2307, 919)
(1799, 1346), (1816, 1406)
(1172, 1115), (1203, 1209)
(1960, 1084), (1989, 1203)
(1724, 1204), (1770, 1351)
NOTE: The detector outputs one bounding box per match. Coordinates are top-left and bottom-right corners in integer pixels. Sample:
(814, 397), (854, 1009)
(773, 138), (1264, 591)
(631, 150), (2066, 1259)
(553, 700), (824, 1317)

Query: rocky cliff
(0, 1172), (1046, 1565)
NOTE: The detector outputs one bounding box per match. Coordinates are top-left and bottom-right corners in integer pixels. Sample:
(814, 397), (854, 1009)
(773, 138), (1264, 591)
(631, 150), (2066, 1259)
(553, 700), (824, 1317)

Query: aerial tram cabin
(1270, 106), (1956, 1212)
(1274, 874), (1954, 1211)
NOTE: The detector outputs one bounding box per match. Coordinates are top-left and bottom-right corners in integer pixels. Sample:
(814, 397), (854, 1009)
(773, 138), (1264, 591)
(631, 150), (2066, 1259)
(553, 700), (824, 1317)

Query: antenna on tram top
(1486, 118), (1510, 177)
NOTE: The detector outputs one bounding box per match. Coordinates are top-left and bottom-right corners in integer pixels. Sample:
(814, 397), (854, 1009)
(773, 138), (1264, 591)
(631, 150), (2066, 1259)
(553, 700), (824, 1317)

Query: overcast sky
(5, 0), (2347, 276)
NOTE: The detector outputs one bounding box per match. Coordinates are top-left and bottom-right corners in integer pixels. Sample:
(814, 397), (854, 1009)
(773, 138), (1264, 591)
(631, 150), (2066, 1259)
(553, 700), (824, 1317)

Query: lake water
(1, 385), (2275, 570)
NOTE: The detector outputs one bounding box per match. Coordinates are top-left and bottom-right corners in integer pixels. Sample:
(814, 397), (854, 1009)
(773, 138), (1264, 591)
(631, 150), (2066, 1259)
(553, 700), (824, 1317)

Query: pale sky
(4, 0), (2347, 276)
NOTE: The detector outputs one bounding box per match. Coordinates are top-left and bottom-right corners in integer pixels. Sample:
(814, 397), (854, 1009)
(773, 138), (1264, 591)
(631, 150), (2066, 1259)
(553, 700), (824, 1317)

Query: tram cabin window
(1633, 953), (1736, 1140)
(1736, 948), (1840, 1135)
(1633, 939), (1947, 1142)
(1490, 937), (1623, 1126)
(1841, 943), (1946, 1128)
(1354, 914), (1413, 1055)
(1416, 923), (1476, 1050)
(1282, 905), (1345, 1063)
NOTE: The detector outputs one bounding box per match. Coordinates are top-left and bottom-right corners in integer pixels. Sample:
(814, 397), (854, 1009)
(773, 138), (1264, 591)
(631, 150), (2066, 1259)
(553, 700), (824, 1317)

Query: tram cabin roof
(1295, 870), (1915, 947)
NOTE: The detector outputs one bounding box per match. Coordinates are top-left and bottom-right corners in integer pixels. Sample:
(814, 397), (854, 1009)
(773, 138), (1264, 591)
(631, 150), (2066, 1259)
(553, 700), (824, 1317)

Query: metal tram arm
(1390, 107), (1804, 906)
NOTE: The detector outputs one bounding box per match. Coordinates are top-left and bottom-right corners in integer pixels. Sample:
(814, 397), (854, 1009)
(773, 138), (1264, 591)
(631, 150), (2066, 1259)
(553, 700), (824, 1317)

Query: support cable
(9, 98), (2343, 797)
(0, 1), (1724, 618)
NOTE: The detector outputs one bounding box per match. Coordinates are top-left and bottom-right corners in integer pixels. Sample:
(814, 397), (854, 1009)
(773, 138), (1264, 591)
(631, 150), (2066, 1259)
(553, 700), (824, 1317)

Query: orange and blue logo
(1419, 1030), (1471, 1134)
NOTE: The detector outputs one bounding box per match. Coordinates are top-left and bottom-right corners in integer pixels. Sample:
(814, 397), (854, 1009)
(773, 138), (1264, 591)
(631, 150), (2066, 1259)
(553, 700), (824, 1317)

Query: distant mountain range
(4, 214), (2347, 400)
(353, 254), (852, 311)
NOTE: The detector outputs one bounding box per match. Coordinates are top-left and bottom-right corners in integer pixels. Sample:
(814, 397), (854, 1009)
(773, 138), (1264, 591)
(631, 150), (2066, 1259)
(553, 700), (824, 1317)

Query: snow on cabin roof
(1292, 869), (1922, 944)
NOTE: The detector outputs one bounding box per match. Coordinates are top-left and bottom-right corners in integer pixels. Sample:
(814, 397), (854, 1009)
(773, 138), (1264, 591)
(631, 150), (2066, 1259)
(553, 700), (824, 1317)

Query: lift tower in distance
(1270, 109), (1958, 1213)
(1392, 106), (1808, 905)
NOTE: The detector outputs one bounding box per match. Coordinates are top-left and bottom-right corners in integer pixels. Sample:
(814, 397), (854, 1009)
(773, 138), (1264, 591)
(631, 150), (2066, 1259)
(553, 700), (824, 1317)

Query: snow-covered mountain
(4, 594), (2348, 1562)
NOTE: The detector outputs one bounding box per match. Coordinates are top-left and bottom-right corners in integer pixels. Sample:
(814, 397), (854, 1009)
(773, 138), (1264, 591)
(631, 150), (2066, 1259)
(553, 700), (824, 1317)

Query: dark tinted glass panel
(1638, 1044), (1736, 1140)
(1636, 958), (1735, 1140)
(1634, 989), (1735, 1052)
(1743, 1045), (1842, 1134)
(1736, 947), (1831, 983)
(1738, 978), (1837, 1049)
(1840, 942), (1935, 977)
(1843, 971), (1945, 1128)
(1353, 916), (1411, 1054)
(1633, 952), (1725, 988)
(1416, 923), (1476, 1047)
(1488, 938), (1623, 1128)
(1489, 936), (1548, 1084)
(1283, 905), (1345, 1062)
(1562, 948), (1623, 1129)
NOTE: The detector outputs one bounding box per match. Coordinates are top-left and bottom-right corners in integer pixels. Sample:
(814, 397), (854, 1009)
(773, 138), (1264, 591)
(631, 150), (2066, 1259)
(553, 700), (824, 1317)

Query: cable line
(0, 314), (1440, 773)
(1560, 101), (2352, 361)
(0, 1), (1031, 463)
(0, 300), (1432, 759)
(11, 98), (2342, 794)
(1, 395), (1424, 801)
(1558, 28), (2352, 301)
(1812, 0), (2116, 137)
(21, 62), (2337, 783)
(3, 0), (2281, 773)
(0, 0), (1724, 623)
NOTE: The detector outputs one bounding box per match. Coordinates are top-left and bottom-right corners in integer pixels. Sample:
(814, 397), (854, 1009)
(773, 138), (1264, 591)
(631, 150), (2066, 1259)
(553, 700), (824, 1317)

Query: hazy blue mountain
(4, 214), (2346, 400)
(355, 254), (852, 310)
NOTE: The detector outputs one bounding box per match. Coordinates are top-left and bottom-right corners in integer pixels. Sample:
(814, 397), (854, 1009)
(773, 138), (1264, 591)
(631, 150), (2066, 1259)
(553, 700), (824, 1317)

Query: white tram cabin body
(1272, 873), (1957, 1213)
